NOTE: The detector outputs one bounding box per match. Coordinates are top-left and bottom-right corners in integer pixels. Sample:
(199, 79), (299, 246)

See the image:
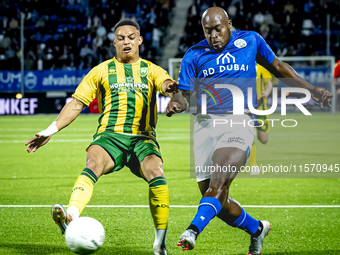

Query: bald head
(201, 7), (232, 51)
(202, 7), (229, 24)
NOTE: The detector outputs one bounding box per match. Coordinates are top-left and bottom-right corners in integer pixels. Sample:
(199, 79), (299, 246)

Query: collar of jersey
(113, 57), (142, 65)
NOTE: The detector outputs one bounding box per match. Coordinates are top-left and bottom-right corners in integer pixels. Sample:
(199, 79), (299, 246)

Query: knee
(206, 184), (230, 204)
(141, 155), (164, 181)
(86, 158), (104, 178)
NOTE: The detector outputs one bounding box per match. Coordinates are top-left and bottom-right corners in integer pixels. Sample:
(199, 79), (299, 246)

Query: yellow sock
(249, 143), (257, 167)
(68, 168), (97, 214)
(148, 177), (169, 229)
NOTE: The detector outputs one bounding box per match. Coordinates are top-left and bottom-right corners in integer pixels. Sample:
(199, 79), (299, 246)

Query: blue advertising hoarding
(0, 70), (90, 92)
(0, 67), (331, 93)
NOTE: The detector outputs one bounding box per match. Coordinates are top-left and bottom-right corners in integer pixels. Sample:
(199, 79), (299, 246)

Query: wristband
(38, 121), (59, 137)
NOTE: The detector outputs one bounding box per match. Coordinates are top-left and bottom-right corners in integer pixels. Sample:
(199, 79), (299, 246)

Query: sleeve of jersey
(72, 66), (100, 107)
(152, 64), (172, 95)
(334, 61), (340, 78)
(255, 32), (276, 64)
(178, 50), (196, 91)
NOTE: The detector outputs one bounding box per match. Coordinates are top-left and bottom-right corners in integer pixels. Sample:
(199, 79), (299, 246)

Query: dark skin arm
(161, 79), (187, 116)
(258, 57), (333, 108)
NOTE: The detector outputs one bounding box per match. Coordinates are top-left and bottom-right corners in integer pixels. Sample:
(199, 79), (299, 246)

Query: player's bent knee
(205, 184), (230, 204)
(86, 145), (115, 178)
(85, 160), (104, 178)
(141, 154), (164, 181)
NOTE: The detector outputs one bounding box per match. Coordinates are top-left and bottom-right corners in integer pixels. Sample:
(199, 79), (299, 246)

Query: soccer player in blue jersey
(167, 7), (333, 255)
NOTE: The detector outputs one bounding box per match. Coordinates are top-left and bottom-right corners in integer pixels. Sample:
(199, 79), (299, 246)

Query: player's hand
(166, 101), (182, 117)
(261, 90), (270, 99)
(166, 90), (188, 117)
(311, 87), (333, 109)
(164, 80), (179, 94)
(25, 134), (51, 153)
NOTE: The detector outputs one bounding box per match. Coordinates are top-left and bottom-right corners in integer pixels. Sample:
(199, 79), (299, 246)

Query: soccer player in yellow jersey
(248, 63), (273, 169)
(25, 20), (187, 255)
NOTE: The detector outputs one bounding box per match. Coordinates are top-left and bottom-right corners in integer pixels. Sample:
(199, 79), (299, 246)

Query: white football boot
(177, 229), (197, 251)
(248, 220), (271, 255)
(153, 228), (167, 255)
(51, 204), (72, 236)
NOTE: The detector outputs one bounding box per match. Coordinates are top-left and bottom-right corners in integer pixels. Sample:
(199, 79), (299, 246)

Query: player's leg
(178, 147), (246, 250)
(197, 178), (243, 225)
(133, 138), (169, 255)
(67, 145), (115, 219)
(52, 135), (117, 236)
(177, 116), (217, 250)
(197, 175), (271, 255)
(257, 129), (269, 144)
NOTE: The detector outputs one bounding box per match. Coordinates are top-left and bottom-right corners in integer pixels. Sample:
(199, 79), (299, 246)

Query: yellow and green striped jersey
(72, 57), (171, 138)
(256, 63), (272, 111)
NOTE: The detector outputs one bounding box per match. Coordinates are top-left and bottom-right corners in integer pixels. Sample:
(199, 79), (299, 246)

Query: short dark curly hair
(113, 20), (140, 33)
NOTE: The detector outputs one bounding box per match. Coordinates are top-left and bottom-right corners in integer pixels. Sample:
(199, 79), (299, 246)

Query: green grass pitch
(0, 113), (339, 254)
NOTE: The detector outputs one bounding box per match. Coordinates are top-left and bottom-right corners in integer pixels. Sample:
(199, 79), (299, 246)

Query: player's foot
(153, 228), (167, 255)
(247, 220), (271, 255)
(51, 204), (72, 236)
(153, 243), (167, 255)
(177, 229), (197, 251)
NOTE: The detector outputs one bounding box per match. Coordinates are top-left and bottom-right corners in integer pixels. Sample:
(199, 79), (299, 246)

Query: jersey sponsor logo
(234, 39), (247, 48)
(202, 52), (249, 77)
(108, 68), (116, 75)
(216, 52), (235, 65)
(139, 67), (148, 77)
(110, 82), (149, 92)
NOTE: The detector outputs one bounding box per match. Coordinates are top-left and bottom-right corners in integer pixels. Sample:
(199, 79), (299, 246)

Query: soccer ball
(65, 217), (105, 254)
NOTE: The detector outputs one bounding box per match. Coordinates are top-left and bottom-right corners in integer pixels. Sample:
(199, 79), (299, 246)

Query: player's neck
(116, 55), (140, 64)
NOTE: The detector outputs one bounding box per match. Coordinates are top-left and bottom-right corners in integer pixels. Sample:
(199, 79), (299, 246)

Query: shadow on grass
(0, 243), (154, 255)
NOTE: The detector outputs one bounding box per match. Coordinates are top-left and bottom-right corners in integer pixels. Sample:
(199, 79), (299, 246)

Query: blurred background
(0, 0), (339, 115)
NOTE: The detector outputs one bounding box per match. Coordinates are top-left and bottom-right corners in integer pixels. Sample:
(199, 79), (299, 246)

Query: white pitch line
(0, 205), (339, 208)
(0, 136), (189, 143)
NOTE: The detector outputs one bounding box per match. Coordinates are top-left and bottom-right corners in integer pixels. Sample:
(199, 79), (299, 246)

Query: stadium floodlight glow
(16, 93), (23, 99)
(201, 84), (312, 116)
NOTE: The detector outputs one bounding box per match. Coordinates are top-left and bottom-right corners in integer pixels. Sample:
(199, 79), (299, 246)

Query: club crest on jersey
(139, 67), (148, 77)
(234, 39), (247, 48)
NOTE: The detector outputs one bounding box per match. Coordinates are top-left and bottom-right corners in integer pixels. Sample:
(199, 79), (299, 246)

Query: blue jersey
(178, 31), (276, 114)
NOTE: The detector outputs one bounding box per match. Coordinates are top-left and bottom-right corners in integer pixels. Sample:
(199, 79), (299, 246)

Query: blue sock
(189, 197), (222, 235)
(229, 208), (260, 235)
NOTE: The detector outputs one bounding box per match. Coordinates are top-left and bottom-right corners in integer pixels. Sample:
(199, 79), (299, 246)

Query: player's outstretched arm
(161, 79), (188, 117)
(270, 58), (333, 108)
(25, 98), (85, 153)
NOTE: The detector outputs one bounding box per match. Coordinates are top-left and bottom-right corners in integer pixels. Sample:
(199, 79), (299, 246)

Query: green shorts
(255, 114), (270, 133)
(88, 132), (162, 178)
